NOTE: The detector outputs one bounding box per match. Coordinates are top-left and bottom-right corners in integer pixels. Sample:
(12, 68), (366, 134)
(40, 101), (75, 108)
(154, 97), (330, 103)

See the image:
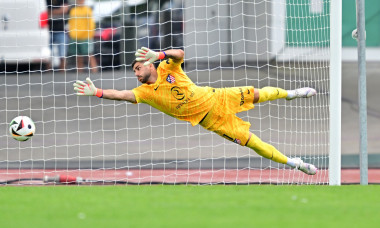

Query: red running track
(1, 169), (379, 185)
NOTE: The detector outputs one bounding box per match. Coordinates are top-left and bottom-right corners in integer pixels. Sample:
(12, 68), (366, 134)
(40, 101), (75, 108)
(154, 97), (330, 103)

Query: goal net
(0, 0), (332, 185)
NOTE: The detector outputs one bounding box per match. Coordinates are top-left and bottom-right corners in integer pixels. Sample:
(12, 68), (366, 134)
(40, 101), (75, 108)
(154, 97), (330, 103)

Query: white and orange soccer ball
(9, 116), (36, 141)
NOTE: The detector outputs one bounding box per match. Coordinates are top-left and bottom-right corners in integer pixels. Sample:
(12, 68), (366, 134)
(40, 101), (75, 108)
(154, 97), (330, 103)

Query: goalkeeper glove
(135, 47), (166, 66)
(73, 77), (103, 98)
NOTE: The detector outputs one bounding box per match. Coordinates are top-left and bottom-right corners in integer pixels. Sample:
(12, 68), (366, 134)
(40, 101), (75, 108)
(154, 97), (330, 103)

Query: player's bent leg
(255, 87), (288, 103)
(245, 133), (288, 164)
(246, 133), (318, 175)
(286, 87), (317, 100)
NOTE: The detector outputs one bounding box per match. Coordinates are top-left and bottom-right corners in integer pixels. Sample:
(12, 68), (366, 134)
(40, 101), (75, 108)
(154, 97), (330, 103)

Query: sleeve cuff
(158, 52), (166, 60)
(95, 88), (103, 98)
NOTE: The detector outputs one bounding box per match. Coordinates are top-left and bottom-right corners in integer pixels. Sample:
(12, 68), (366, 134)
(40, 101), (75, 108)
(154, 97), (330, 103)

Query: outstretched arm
(73, 78), (136, 103)
(135, 47), (184, 65)
(102, 89), (136, 102)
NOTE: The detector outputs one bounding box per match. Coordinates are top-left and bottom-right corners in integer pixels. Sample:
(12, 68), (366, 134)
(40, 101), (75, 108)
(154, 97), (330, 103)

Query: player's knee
(257, 88), (270, 103)
(253, 89), (260, 103)
(246, 134), (266, 152)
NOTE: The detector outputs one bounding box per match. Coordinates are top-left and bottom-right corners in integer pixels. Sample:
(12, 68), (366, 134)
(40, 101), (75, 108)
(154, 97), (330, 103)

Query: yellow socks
(250, 87), (289, 165)
(246, 133), (288, 164)
(257, 87), (288, 103)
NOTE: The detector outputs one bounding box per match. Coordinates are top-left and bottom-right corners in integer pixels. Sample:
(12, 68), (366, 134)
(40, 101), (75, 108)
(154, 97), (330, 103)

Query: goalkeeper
(73, 47), (318, 175)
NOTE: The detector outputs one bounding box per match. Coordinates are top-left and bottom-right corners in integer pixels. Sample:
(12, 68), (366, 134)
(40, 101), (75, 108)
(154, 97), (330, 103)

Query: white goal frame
(329, 0), (342, 186)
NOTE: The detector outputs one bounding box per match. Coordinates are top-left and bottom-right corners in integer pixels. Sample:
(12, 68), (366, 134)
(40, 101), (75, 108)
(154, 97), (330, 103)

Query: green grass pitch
(0, 185), (379, 227)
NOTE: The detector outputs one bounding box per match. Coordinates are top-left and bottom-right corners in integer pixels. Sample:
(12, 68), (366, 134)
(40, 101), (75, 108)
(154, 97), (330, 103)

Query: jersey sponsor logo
(166, 74), (175, 84)
(239, 88), (245, 106)
(176, 90), (195, 109)
(154, 85), (160, 91)
(171, 86), (185, 100)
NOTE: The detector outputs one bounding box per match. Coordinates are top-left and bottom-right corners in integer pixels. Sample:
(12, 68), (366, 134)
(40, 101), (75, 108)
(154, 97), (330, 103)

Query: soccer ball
(9, 116), (36, 141)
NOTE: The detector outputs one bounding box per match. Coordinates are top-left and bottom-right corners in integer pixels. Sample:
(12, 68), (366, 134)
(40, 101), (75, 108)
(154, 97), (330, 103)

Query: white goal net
(0, 0), (331, 185)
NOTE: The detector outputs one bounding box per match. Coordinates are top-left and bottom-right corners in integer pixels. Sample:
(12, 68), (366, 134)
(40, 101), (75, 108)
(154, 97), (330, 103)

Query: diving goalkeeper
(73, 47), (318, 175)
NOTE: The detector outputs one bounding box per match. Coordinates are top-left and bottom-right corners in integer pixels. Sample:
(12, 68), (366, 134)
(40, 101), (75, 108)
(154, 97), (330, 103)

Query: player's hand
(73, 78), (103, 97)
(135, 47), (165, 66)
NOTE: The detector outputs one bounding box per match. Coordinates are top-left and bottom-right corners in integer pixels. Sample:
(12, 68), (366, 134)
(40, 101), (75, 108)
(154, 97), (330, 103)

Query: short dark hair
(131, 60), (157, 69)
(131, 60), (138, 69)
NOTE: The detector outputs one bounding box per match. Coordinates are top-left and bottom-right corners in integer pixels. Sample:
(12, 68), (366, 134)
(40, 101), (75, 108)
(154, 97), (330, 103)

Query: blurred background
(1, 0), (380, 71)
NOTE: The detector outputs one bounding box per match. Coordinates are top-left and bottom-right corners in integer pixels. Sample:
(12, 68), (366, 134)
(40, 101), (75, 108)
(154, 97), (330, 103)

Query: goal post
(329, 0), (342, 186)
(0, 0), (340, 185)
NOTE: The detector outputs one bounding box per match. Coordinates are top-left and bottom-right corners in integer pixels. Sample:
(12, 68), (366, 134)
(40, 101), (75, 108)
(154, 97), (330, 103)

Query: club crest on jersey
(234, 139), (242, 145)
(166, 74), (175, 84)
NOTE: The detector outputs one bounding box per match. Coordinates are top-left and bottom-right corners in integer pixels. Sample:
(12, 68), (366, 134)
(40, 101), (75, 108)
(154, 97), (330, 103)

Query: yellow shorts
(199, 86), (255, 146)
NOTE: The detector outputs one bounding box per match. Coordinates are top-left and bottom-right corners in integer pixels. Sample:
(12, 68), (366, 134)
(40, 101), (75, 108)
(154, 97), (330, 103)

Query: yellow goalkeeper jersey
(132, 59), (216, 126)
(68, 6), (95, 40)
